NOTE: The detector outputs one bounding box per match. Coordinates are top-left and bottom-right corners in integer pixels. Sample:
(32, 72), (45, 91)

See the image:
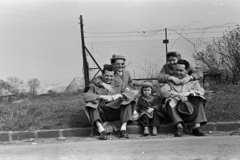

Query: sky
(0, 0), (240, 86)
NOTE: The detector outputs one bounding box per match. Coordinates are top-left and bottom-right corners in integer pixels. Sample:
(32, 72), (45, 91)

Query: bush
(194, 26), (240, 84)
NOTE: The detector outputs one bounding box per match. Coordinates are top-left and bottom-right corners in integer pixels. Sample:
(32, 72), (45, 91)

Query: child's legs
(150, 111), (161, 127)
(139, 114), (150, 127)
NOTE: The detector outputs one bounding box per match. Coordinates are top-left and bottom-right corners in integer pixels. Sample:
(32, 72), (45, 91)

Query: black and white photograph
(0, 0), (240, 159)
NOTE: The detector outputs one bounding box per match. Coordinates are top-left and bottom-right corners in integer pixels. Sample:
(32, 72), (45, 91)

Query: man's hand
(180, 75), (193, 84)
(168, 76), (181, 85)
(98, 95), (114, 102)
(146, 108), (154, 114)
(189, 91), (196, 96)
(132, 110), (139, 120)
(179, 96), (188, 102)
(170, 92), (179, 98)
(102, 83), (115, 93)
(111, 94), (123, 101)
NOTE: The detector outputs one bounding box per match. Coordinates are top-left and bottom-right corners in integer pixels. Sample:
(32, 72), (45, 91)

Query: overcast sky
(0, 0), (239, 86)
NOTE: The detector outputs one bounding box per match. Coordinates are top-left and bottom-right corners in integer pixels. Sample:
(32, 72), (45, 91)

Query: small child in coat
(137, 82), (165, 136)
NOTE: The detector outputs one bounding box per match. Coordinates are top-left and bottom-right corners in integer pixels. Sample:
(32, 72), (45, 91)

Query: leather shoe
(175, 127), (183, 137)
(99, 131), (108, 140)
(143, 127), (150, 136)
(119, 130), (129, 139)
(192, 128), (206, 136)
(152, 127), (158, 136)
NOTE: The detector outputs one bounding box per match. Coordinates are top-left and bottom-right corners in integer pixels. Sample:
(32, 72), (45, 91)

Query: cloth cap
(177, 101), (198, 122)
(110, 54), (126, 61)
(142, 81), (153, 89)
(141, 81), (154, 95)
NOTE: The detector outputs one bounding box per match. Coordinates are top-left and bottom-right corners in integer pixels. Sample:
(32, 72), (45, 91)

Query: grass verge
(0, 84), (240, 131)
(0, 94), (90, 131)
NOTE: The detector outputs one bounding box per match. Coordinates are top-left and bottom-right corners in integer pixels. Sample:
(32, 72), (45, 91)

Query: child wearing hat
(136, 82), (165, 136)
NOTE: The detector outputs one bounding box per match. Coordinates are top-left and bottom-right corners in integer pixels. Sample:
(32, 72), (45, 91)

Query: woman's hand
(168, 76), (181, 84)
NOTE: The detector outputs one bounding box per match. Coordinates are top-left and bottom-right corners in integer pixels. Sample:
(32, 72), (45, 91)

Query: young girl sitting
(137, 82), (165, 136)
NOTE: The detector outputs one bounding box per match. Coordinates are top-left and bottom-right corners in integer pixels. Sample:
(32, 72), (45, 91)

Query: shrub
(194, 26), (240, 84)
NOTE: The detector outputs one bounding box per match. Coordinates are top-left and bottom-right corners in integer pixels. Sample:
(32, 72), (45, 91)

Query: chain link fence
(85, 37), (215, 80)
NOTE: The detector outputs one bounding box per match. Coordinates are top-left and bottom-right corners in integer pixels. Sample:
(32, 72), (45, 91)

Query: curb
(0, 121), (239, 142)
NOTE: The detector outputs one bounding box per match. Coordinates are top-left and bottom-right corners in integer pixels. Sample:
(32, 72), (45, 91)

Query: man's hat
(110, 54), (126, 61)
(177, 101), (198, 122)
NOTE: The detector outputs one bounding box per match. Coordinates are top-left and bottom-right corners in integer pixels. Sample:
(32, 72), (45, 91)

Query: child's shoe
(143, 127), (150, 136)
(152, 127), (158, 136)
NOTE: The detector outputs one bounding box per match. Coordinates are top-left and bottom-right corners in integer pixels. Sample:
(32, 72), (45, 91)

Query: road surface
(0, 133), (240, 160)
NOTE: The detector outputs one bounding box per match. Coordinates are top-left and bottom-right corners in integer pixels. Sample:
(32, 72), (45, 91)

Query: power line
(84, 23), (239, 37)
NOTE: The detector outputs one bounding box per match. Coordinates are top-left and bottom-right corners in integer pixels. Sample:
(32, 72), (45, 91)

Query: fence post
(79, 15), (90, 87)
(163, 28), (169, 62)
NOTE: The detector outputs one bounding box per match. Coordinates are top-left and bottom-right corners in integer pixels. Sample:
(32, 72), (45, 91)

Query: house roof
(0, 88), (14, 97)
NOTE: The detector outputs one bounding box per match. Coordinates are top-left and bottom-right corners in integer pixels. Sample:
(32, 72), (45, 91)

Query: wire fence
(83, 24), (239, 80)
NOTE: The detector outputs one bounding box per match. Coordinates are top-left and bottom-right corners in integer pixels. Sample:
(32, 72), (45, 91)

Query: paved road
(1, 133), (240, 160)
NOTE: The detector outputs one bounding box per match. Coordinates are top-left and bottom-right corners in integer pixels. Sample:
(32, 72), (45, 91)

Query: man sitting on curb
(91, 54), (139, 98)
(84, 64), (136, 140)
(160, 59), (207, 137)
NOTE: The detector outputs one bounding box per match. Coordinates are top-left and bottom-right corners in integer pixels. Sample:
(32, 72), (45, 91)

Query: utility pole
(79, 15), (90, 87)
(163, 28), (169, 62)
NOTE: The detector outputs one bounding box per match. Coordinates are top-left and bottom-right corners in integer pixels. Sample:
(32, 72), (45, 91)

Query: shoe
(119, 130), (129, 139)
(143, 127), (150, 136)
(175, 127), (183, 137)
(152, 127), (158, 136)
(192, 128), (206, 136)
(99, 131), (108, 140)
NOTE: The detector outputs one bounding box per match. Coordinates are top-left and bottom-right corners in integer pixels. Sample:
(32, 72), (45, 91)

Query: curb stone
(0, 122), (239, 142)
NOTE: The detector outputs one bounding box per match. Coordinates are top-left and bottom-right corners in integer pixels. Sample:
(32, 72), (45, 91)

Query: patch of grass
(205, 84), (240, 122)
(0, 84), (240, 131)
(0, 94), (90, 131)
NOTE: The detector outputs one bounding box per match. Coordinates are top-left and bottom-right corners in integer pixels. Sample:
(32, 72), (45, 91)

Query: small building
(0, 88), (14, 103)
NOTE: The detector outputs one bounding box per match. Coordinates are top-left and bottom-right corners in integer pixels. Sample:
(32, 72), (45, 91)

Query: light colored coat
(91, 69), (132, 90)
(160, 80), (205, 108)
(84, 78), (135, 120)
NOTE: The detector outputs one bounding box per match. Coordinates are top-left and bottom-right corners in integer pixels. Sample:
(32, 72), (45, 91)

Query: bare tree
(0, 80), (11, 90)
(28, 78), (40, 95)
(7, 77), (23, 94)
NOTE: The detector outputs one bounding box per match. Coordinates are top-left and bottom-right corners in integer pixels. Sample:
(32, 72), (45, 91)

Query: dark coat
(137, 94), (166, 120)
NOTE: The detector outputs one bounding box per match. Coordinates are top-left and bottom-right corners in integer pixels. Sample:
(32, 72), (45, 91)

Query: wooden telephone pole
(79, 15), (90, 87)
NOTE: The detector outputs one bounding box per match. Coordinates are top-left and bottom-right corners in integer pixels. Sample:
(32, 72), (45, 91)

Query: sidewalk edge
(0, 121), (239, 142)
